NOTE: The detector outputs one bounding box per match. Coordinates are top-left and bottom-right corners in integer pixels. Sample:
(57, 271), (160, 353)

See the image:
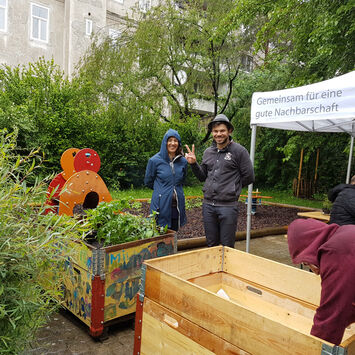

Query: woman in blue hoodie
(144, 129), (187, 231)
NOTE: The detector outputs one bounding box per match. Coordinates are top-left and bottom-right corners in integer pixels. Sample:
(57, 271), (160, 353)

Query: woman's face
(167, 137), (179, 156)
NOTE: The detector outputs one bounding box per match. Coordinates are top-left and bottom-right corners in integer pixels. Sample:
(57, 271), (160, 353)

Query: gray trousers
(202, 203), (238, 248)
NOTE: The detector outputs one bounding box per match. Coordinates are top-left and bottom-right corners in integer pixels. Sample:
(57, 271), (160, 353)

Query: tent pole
(296, 148), (304, 198)
(246, 124), (257, 253)
(346, 135), (354, 183)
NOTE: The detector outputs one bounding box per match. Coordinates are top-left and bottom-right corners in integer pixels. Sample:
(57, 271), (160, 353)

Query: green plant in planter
(85, 199), (168, 246)
(322, 196), (332, 214)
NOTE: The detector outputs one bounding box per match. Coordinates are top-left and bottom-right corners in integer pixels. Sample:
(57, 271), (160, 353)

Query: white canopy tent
(246, 70), (355, 252)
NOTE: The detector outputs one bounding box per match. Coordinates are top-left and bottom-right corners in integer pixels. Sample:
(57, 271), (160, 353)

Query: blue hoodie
(144, 129), (187, 229)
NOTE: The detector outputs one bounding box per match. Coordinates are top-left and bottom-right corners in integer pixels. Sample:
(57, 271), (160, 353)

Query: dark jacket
(328, 183), (355, 225)
(191, 139), (254, 205)
(144, 129), (187, 229)
(288, 219), (355, 345)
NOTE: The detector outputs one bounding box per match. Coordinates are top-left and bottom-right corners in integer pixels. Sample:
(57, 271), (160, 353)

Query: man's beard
(215, 137), (228, 145)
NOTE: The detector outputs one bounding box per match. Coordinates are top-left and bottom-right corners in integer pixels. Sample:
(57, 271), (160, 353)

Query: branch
(220, 64), (240, 114)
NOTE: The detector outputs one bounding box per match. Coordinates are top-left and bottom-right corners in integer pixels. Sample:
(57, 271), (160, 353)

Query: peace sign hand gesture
(185, 144), (196, 164)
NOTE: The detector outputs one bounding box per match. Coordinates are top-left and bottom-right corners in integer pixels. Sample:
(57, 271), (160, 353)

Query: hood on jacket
(159, 129), (182, 162)
(328, 183), (355, 202)
(287, 219), (339, 266)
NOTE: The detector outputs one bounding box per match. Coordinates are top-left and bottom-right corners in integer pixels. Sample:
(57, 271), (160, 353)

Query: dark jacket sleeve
(239, 148), (255, 187)
(144, 159), (156, 189)
(190, 161), (208, 182)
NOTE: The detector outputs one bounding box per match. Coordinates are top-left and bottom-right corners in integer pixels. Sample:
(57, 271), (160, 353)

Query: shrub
(0, 129), (87, 354)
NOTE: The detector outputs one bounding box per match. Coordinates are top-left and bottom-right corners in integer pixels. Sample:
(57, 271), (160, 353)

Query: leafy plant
(186, 198), (203, 210)
(85, 199), (167, 246)
(322, 196), (332, 214)
(0, 129), (87, 354)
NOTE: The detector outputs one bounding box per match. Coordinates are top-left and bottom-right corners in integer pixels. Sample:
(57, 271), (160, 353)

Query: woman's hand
(185, 144), (196, 164)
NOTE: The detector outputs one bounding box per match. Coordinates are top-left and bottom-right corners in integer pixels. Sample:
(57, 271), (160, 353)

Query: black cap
(207, 114), (234, 132)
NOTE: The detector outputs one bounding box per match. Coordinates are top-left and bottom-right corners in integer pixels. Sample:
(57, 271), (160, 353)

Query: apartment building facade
(0, 0), (153, 75)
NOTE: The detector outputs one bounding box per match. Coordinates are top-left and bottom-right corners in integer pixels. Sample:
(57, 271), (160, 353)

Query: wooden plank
(297, 211), (330, 222)
(223, 248), (321, 305)
(141, 312), (213, 355)
(103, 230), (175, 253)
(222, 272), (317, 317)
(144, 266), (325, 355)
(144, 246), (222, 279)
(188, 272), (223, 293)
(141, 297), (250, 355)
(61, 262), (92, 327)
(189, 272), (317, 331)
(340, 332), (355, 352)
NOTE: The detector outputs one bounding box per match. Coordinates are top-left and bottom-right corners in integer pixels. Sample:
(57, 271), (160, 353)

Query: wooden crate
(134, 246), (355, 355)
(61, 230), (176, 337)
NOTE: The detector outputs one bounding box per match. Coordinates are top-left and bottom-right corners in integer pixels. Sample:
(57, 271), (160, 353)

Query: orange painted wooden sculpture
(45, 148), (112, 216)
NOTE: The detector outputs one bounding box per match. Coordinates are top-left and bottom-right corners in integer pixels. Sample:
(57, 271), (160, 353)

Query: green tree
(225, 0), (355, 82)
(78, 0), (255, 123)
(0, 130), (87, 354)
(0, 59), (104, 176)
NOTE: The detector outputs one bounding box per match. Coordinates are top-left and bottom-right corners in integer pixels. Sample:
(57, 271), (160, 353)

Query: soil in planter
(128, 201), (300, 240)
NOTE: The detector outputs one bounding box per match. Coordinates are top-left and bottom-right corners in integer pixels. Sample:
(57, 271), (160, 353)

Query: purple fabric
(288, 219), (355, 345)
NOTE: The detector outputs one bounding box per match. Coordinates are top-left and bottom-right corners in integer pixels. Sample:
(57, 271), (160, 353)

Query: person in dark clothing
(144, 129), (187, 231)
(328, 175), (355, 225)
(185, 114), (254, 247)
(288, 218), (355, 345)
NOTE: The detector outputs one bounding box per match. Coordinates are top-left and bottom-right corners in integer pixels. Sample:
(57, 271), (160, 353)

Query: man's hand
(185, 144), (196, 164)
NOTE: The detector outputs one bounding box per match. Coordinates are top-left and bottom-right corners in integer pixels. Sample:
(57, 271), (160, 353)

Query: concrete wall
(64, 0), (107, 75)
(0, 0), (151, 75)
(0, 0), (65, 69)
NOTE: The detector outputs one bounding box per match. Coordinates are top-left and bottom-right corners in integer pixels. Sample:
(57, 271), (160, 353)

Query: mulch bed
(130, 200), (301, 240)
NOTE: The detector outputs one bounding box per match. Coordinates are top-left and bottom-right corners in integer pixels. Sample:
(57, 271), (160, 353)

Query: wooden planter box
(61, 230), (176, 337)
(134, 246), (355, 355)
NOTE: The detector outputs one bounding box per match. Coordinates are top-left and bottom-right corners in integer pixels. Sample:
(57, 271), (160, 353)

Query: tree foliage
(225, 0), (355, 82)
(0, 58), (104, 175)
(78, 0), (254, 122)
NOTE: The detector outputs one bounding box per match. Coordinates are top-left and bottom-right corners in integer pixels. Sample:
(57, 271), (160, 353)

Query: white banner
(250, 71), (355, 132)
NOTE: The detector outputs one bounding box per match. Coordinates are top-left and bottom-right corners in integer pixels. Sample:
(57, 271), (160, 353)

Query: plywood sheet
(141, 297), (250, 355)
(144, 246), (222, 279)
(223, 247), (321, 305)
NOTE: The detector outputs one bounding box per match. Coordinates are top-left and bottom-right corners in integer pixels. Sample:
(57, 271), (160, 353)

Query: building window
(241, 55), (253, 73)
(31, 3), (49, 42)
(85, 19), (92, 36)
(0, 0), (7, 32)
(139, 0), (151, 13)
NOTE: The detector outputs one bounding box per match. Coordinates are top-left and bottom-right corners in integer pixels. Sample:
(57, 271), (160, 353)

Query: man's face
(211, 123), (232, 146)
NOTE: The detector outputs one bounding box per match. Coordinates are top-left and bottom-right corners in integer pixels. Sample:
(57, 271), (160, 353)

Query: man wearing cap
(185, 114), (254, 247)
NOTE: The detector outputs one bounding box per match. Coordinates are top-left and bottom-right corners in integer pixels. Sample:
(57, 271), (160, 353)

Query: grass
(111, 185), (324, 209)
